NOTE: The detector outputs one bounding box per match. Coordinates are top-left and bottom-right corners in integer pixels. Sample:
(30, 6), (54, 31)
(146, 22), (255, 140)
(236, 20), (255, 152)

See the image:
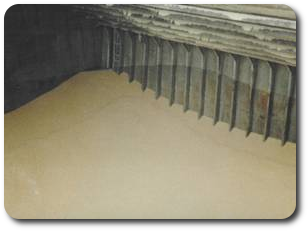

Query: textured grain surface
(5, 70), (296, 219)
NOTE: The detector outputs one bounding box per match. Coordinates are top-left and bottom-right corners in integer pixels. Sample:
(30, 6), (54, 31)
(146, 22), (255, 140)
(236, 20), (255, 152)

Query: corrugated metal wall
(97, 27), (296, 144)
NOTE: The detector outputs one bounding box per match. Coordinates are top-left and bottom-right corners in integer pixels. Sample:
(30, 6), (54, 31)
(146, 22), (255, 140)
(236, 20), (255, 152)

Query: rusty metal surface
(102, 27), (296, 144)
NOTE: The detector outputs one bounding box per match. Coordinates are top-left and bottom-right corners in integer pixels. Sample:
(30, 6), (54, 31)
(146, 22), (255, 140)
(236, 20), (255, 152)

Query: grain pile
(5, 70), (296, 219)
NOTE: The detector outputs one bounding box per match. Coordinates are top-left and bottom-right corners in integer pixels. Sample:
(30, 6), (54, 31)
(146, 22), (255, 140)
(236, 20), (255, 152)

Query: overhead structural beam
(71, 4), (296, 66)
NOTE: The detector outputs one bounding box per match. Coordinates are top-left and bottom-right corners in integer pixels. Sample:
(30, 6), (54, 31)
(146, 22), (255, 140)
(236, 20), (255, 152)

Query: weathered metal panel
(251, 61), (271, 136)
(122, 31), (133, 77)
(112, 28), (122, 73)
(174, 44), (188, 106)
(134, 35), (146, 84)
(93, 26), (103, 69)
(234, 57), (254, 132)
(147, 37), (160, 93)
(161, 40), (174, 100)
(204, 50), (219, 120)
(270, 65), (291, 141)
(288, 73), (297, 143)
(101, 27), (111, 69)
(188, 47), (204, 114)
(219, 53), (237, 125)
